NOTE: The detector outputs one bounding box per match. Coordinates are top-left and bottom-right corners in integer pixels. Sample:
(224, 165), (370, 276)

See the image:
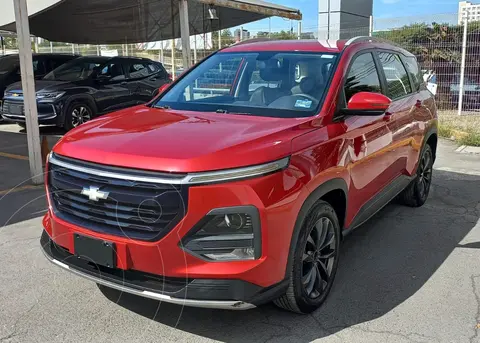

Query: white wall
(0, 0), (61, 27)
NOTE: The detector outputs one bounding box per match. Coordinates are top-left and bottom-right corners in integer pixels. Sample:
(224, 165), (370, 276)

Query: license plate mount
(74, 233), (116, 268)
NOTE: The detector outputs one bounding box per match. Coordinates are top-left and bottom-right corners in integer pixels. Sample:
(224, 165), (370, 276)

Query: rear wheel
(400, 145), (434, 207)
(274, 201), (341, 314)
(64, 103), (93, 131)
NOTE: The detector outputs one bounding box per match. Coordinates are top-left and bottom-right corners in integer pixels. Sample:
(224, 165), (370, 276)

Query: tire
(64, 102), (94, 131)
(400, 145), (434, 207)
(274, 200), (341, 314)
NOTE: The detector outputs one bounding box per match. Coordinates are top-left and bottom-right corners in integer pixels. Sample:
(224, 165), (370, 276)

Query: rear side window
(344, 52), (382, 102)
(100, 62), (126, 81)
(403, 56), (423, 92)
(147, 63), (159, 73)
(128, 63), (151, 78)
(378, 52), (412, 99)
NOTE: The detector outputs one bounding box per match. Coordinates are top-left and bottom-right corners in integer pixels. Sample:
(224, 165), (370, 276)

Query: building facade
(459, 1), (480, 24)
(318, 0), (372, 40)
(234, 29), (250, 42)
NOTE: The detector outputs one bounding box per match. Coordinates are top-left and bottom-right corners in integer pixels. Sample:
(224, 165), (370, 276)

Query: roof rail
(232, 37), (272, 46)
(343, 35), (395, 48)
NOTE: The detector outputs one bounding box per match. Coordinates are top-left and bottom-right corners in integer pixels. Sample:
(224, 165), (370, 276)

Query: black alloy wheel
(70, 105), (91, 127)
(301, 216), (337, 299)
(274, 200), (341, 314)
(400, 144), (434, 207)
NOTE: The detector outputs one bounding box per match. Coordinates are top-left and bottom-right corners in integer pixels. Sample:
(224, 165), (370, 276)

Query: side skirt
(342, 175), (413, 237)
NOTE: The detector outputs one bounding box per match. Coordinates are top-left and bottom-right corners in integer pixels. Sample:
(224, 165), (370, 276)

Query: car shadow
(98, 169), (480, 342)
(17, 125), (65, 136)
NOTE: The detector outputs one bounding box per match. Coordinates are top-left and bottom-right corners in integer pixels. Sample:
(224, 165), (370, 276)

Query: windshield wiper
(215, 109), (228, 114)
(155, 105), (171, 110)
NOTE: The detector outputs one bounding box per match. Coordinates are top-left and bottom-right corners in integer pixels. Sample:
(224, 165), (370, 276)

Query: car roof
(0, 53), (79, 58)
(222, 39), (344, 54)
(74, 56), (111, 62)
(73, 55), (155, 63)
(221, 37), (414, 57)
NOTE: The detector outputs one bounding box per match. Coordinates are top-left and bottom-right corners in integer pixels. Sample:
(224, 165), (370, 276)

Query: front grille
(2, 100), (25, 116)
(48, 154), (188, 241)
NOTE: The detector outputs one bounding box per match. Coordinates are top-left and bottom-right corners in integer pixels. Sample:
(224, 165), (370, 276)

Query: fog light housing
(181, 206), (261, 261)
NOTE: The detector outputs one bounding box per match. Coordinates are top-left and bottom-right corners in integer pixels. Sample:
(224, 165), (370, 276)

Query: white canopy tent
(1, 0), (302, 184)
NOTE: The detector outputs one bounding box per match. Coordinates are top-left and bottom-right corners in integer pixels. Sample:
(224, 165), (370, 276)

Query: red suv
(41, 37), (437, 314)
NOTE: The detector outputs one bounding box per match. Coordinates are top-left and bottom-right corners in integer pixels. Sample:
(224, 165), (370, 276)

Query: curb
(455, 144), (480, 154)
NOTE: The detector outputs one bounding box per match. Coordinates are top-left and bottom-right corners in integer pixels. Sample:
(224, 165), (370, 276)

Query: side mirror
(344, 92), (392, 116)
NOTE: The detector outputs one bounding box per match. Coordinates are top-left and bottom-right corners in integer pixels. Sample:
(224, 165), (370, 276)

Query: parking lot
(0, 123), (479, 343)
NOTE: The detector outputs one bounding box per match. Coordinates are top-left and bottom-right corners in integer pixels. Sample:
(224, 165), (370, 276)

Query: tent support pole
(179, 0), (192, 69)
(13, 0), (43, 184)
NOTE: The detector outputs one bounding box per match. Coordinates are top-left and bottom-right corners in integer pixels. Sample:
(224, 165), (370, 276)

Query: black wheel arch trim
(417, 125), (438, 172)
(283, 178), (348, 280)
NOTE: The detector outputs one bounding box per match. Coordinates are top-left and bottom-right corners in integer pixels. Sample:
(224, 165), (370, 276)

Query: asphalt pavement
(0, 125), (479, 343)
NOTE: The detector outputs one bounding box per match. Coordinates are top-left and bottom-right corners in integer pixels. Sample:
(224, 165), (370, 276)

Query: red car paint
(42, 38), (437, 309)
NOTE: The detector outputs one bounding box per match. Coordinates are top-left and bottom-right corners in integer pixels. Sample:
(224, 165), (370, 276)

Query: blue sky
(242, 0), (463, 33)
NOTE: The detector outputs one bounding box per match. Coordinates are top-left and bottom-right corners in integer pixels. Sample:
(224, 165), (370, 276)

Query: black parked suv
(2, 56), (171, 130)
(0, 53), (77, 111)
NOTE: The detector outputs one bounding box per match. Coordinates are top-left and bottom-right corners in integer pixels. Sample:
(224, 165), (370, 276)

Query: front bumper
(1, 100), (60, 125)
(41, 156), (302, 309)
(41, 230), (291, 309)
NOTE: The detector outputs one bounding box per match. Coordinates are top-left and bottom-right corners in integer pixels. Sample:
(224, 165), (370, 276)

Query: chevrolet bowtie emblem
(81, 186), (109, 202)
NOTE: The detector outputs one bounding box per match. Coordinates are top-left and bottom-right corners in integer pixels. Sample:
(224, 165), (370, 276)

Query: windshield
(0, 56), (19, 75)
(155, 52), (338, 118)
(44, 58), (104, 81)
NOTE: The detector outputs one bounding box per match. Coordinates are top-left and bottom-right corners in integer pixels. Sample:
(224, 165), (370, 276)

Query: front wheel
(64, 103), (93, 131)
(274, 200), (341, 314)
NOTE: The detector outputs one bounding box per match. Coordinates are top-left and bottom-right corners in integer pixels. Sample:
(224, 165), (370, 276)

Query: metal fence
(1, 13), (479, 114)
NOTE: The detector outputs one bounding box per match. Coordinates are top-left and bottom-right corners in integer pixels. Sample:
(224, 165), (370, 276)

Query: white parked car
(423, 70), (437, 95)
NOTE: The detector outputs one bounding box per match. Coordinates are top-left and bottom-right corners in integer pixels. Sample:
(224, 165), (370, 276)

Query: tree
(255, 30), (296, 40)
(1, 37), (17, 49)
(375, 20), (480, 109)
(219, 29), (235, 47)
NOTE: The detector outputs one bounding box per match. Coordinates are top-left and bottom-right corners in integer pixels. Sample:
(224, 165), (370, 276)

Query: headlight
(36, 91), (65, 100)
(185, 157), (290, 184)
(181, 206), (261, 261)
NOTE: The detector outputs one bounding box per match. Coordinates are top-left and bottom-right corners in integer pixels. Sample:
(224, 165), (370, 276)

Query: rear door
(125, 60), (166, 102)
(401, 55), (436, 174)
(376, 51), (422, 176)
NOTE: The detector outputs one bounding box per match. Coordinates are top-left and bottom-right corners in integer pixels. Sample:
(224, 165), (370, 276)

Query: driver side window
(344, 52), (382, 103)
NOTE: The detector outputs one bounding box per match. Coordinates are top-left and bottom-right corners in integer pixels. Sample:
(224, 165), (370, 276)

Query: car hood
(6, 80), (77, 93)
(53, 106), (315, 173)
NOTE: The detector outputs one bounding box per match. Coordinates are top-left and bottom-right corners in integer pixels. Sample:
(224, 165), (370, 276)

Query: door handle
(415, 100), (422, 108)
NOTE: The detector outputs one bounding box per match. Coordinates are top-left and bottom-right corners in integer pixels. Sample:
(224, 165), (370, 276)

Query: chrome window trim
(48, 153), (289, 185)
